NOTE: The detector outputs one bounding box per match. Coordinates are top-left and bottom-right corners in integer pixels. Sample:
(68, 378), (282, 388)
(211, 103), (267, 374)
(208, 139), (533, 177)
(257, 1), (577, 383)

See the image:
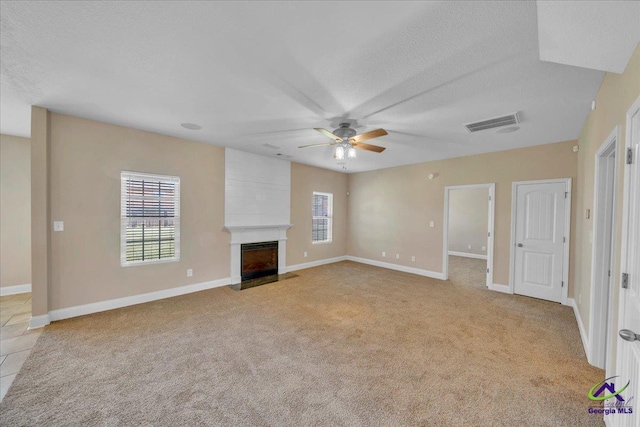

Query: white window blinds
(312, 192), (332, 243)
(121, 171), (180, 266)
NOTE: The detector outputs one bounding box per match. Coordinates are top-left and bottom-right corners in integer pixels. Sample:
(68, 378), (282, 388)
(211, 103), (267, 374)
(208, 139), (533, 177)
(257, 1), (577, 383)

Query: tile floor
(0, 292), (40, 402)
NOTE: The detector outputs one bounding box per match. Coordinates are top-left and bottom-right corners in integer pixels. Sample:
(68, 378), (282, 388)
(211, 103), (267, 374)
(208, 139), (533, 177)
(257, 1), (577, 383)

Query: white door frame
(614, 94), (640, 390)
(508, 178), (572, 305)
(442, 183), (496, 288)
(588, 127), (620, 369)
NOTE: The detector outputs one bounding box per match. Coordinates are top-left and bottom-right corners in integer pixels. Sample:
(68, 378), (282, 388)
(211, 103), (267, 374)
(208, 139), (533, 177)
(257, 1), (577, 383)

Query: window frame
(120, 171), (181, 267)
(312, 191), (333, 244)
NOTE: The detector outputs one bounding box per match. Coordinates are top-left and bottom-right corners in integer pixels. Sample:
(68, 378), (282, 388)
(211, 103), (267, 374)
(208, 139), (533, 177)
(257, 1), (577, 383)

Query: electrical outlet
(411, 256), (416, 262)
(53, 221), (64, 232)
(429, 221), (435, 228)
(304, 251), (308, 258)
(482, 246), (486, 251)
(382, 251), (386, 258)
(187, 269), (193, 277)
(396, 253), (400, 259)
(467, 244), (472, 250)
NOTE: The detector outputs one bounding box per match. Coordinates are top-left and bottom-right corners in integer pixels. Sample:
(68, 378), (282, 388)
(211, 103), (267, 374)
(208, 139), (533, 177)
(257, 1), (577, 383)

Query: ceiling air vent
(464, 112), (519, 133)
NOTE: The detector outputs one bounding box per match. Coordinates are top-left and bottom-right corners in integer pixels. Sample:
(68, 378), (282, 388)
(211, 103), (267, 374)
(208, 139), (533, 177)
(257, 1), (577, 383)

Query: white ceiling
(0, 1), (611, 173)
(538, 0), (640, 74)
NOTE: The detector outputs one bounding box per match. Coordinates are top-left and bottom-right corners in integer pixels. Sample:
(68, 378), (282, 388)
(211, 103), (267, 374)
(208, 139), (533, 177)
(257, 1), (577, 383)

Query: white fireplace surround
(224, 224), (292, 284)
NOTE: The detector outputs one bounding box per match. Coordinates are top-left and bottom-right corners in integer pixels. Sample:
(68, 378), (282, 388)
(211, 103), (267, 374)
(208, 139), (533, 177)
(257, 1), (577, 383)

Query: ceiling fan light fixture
(347, 146), (357, 159)
(335, 145), (345, 160)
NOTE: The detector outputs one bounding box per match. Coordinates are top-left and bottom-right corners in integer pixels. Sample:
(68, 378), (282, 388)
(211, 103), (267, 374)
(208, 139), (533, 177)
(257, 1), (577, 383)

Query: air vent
(276, 153), (292, 159)
(464, 113), (519, 133)
(263, 143), (281, 150)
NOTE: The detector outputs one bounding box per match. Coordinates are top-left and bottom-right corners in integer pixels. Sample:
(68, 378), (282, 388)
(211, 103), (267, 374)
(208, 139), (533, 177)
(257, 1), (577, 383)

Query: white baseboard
(491, 283), (511, 294)
(29, 314), (51, 329)
(568, 297), (590, 361)
(448, 251), (487, 260)
(286, 256), (348, 272)
(30, 277), (231, 327)
(1, 283), (32, 296)
(346, 256), (445, 280)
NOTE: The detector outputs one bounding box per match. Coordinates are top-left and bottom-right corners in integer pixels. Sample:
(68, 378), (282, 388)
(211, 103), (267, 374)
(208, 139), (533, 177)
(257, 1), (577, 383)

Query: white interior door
(513, 181), (567, 303)
(616, 102), (640, 427)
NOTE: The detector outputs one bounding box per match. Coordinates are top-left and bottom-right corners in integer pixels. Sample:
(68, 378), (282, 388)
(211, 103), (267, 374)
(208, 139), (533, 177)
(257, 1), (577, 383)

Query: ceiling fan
(298, 123), (388, 160)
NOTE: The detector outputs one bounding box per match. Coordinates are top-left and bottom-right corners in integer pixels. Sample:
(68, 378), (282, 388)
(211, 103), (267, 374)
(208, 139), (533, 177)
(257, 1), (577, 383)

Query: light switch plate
(53, 221), (64, 232)
(429, 221), (435, 228)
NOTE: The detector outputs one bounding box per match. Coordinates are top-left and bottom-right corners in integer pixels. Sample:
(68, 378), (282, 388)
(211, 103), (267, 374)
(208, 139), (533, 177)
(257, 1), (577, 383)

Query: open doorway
(588, 127), (619, 369)
(443, 184), (495, 289)
(0, 134), (33, 402)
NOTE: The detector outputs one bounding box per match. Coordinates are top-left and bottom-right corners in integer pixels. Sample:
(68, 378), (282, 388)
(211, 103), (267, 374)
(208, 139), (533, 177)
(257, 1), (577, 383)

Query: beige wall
(448, 188), (488, 256)
(574, 43), (640, 373)
(42, 113), (229, 311)
(287, 162), (348, 266)
(1, 134), (31, 288)
(31, 107), (50, 316)
(348, 140), (578, 288)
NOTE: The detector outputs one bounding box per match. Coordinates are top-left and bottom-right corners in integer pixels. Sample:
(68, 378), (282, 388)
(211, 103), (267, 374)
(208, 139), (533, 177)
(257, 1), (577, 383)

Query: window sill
(312, 240), (332, 245)
(121, 257), (180, 268)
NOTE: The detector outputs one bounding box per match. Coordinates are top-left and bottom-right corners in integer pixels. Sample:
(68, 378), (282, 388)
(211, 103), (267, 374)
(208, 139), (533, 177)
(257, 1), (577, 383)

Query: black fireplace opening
(241, 241), (278, 281)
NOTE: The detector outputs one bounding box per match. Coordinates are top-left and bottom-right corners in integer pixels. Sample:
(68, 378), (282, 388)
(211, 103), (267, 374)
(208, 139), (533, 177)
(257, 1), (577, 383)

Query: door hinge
(563, 237), (566, 243)
(608, 270), (611, 277)
(489, 196), (492, 201)
(487, 268), (490, 274)
(622, 272), (629, 289)
(564, 192), (568, 199)
(561, 281), (564, 288)
(627, 148), (633, 165)
(488, 232), (491, 237)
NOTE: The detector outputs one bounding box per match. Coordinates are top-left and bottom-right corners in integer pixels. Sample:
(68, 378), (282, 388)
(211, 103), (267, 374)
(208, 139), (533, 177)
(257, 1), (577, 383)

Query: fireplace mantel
(224, 224), (292, 284)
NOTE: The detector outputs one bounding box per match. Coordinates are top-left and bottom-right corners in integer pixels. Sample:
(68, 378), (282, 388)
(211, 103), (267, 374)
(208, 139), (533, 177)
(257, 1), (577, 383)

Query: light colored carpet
(0, 261), (604, 426)
(448, 255), (487, 290)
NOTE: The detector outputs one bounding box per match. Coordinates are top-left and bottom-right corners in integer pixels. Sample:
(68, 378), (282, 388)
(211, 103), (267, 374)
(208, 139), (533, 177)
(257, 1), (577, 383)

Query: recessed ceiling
(0, 1), (608, 173)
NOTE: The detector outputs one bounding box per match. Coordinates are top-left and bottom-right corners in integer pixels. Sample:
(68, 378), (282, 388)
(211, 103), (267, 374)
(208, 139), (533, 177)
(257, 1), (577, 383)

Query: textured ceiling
(1, 1), (606, 173)
(538, 0), (640, 74)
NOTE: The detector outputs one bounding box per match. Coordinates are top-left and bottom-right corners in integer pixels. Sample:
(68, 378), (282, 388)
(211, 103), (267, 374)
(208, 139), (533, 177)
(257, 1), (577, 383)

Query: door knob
(619, 329), (640, 342)
(517, 243), (523, 247)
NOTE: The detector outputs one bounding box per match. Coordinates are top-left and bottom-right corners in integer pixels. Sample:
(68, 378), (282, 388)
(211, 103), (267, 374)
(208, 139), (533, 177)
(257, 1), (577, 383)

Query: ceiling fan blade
(353, 142), (386, 153)
(314, 128), (343, 142)
(350, 128), (388, 143)
(298, 142), (335, 149)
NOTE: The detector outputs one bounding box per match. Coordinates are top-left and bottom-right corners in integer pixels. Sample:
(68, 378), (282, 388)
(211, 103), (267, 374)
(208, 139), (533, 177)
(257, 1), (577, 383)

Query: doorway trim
(508, 178), (572, 305)
(588, 126), (619, 369)
(442, 183), (495, 288)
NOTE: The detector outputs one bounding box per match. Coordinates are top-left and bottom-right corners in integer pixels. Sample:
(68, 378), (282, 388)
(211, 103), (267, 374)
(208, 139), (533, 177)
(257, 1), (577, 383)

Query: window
(121, 171), (180, 266)
(312, 192), (332, 243)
